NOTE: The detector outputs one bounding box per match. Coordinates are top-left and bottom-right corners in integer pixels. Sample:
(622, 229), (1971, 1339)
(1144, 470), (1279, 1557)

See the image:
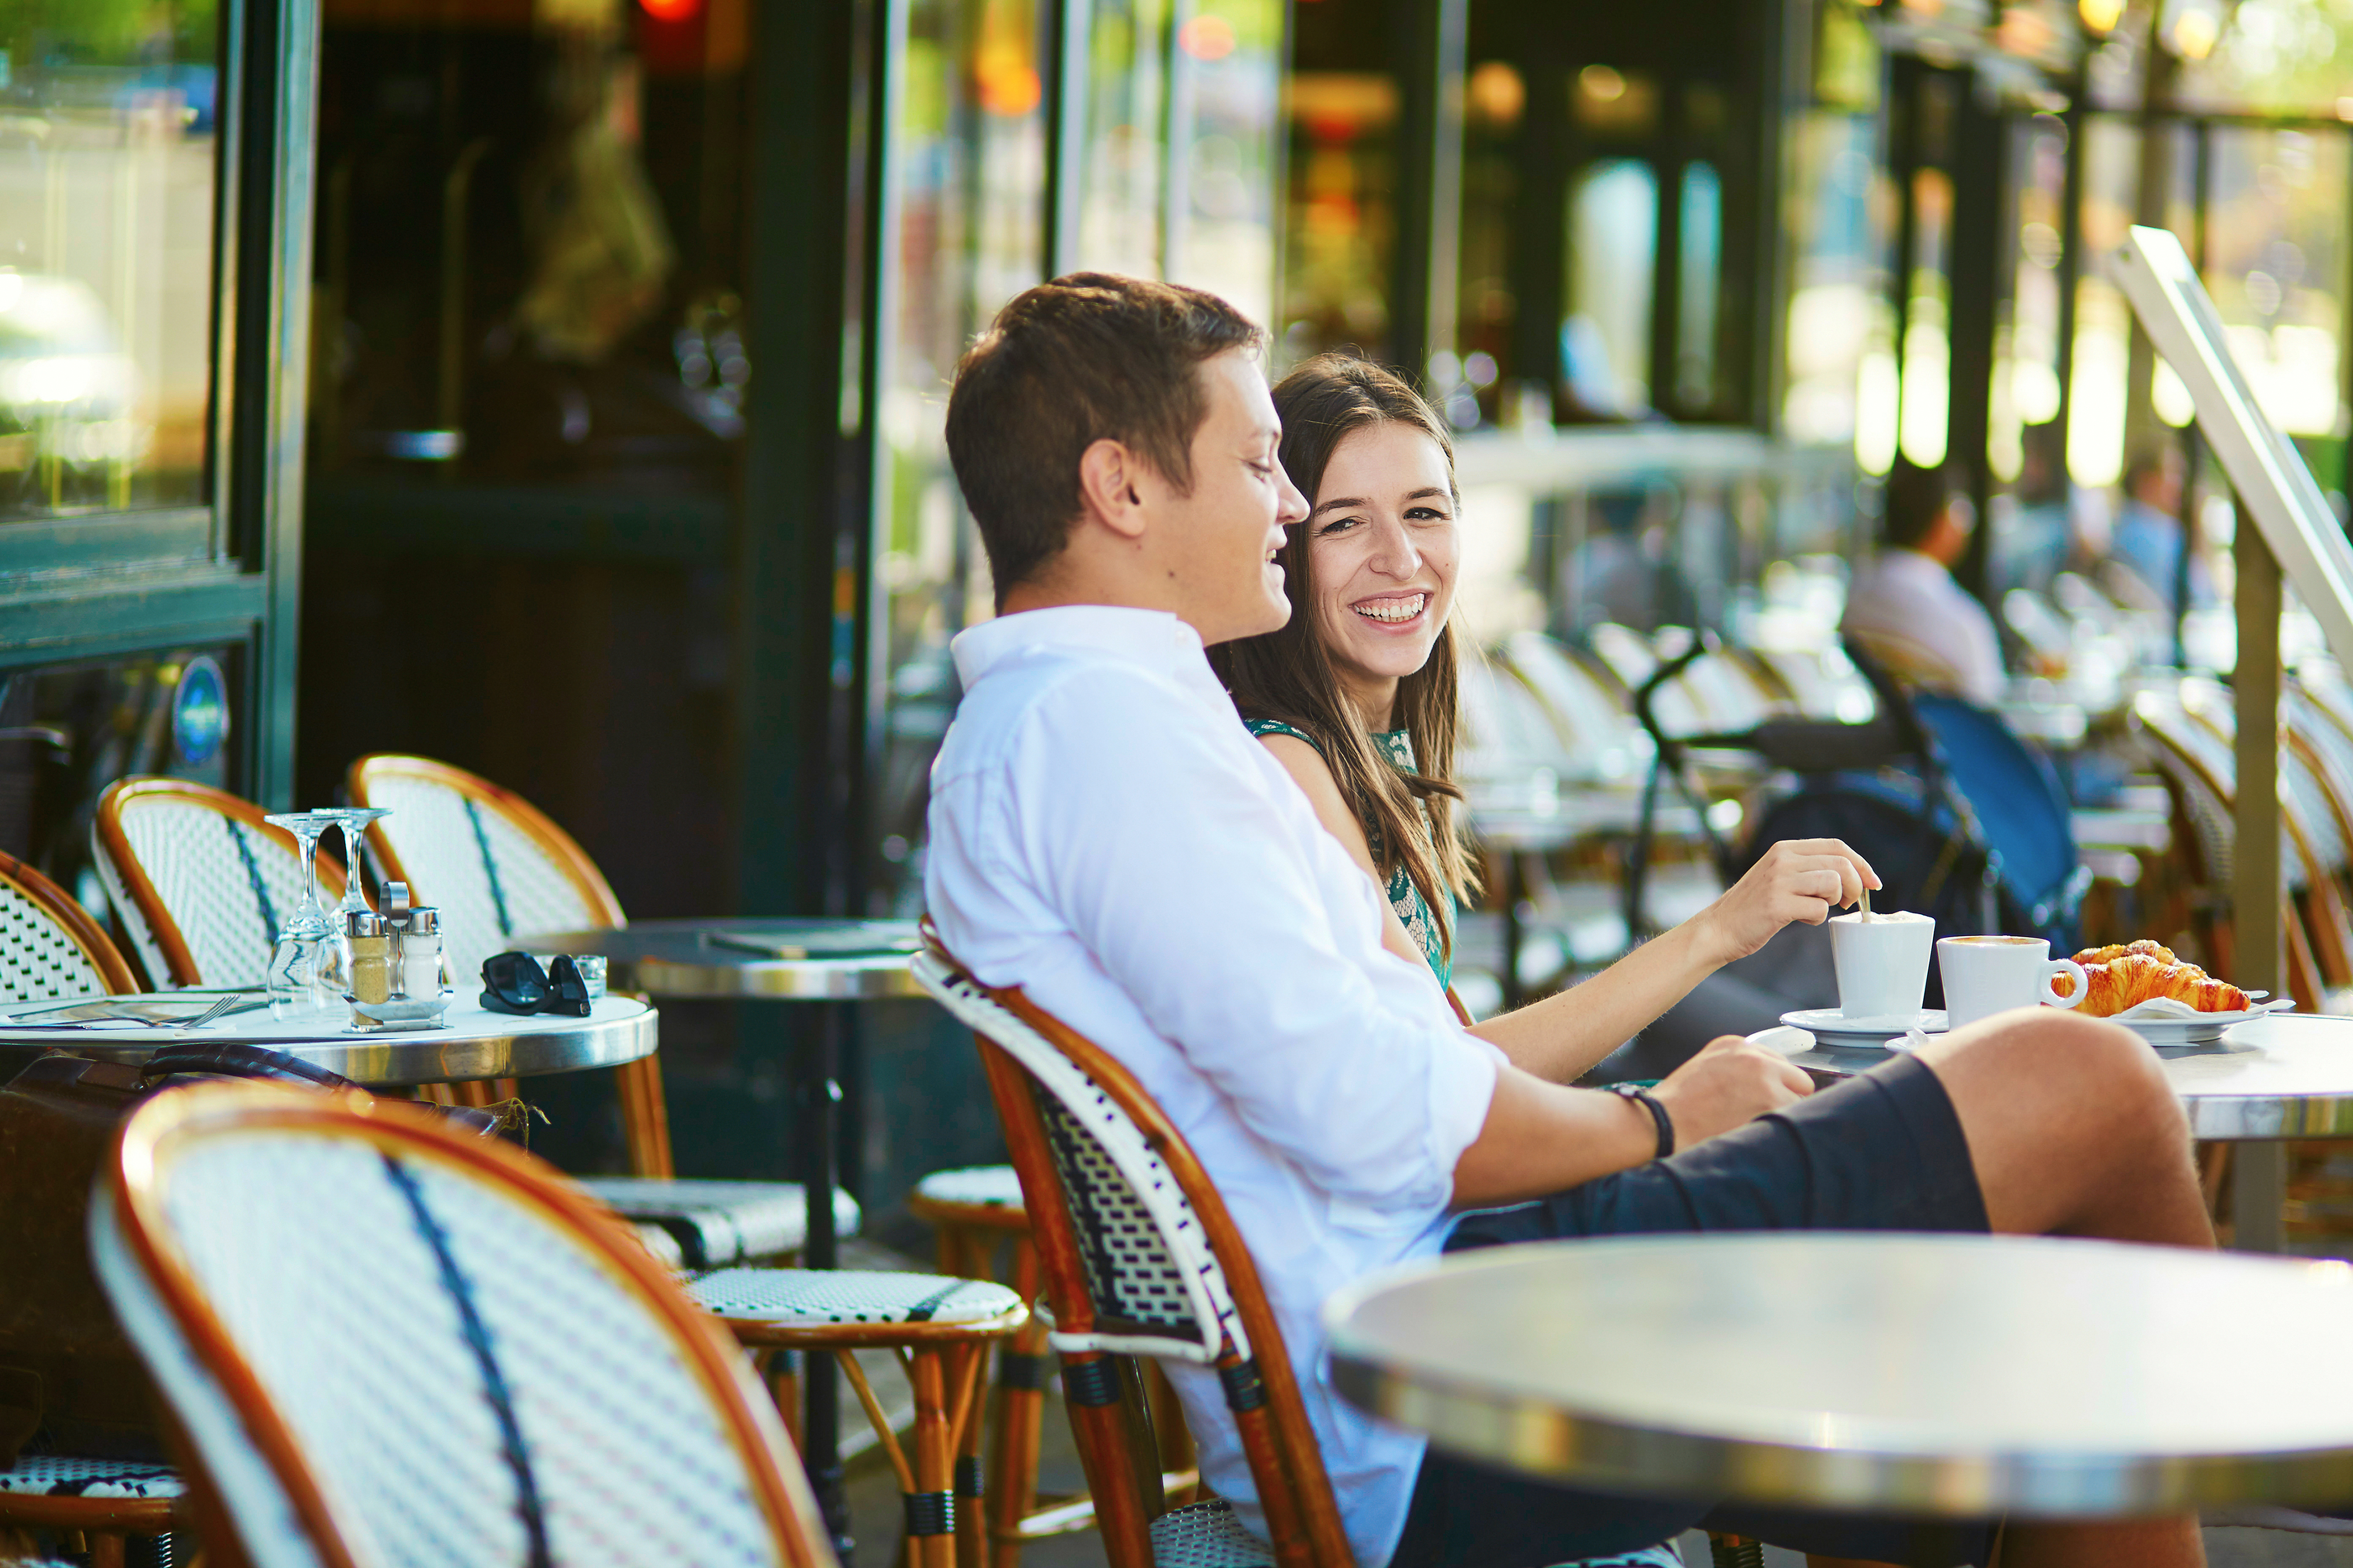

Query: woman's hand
(1690, 837), (1879, 969)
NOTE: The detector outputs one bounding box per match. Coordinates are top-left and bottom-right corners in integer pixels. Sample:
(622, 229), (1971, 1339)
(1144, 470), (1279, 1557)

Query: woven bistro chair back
(913, 950), (1353, 1568)
(0, 846), (137, 1000)
(345, 754), (683, 1176)
(92, 778), (348, 990)
(89, 1080), (838, 1568)
(345, 754), (623, 993)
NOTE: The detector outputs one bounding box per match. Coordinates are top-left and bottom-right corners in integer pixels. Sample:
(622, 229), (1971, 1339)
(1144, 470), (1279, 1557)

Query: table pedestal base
(2232, 1141), (2288, 1253)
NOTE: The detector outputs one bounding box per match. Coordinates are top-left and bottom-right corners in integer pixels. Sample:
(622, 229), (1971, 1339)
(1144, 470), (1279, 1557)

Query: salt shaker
(400, 906), (451, 1002)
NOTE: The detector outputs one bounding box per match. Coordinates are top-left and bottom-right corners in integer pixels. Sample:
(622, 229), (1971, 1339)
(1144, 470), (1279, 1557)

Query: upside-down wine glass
(320, 807), (391, 1002)
(262, 810), (347, 1022)
(328, 807), (391, 922)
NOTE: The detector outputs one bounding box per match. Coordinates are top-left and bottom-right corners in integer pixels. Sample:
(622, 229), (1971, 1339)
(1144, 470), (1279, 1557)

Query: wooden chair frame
(0, 845), (138, 995)
(95, 1081), (837, 1568)
(345, 753), (669, 1175)
(709, 1305), (1027, 1568)
(918, 949), (1354, 1568)
(92, 778), (347, 990)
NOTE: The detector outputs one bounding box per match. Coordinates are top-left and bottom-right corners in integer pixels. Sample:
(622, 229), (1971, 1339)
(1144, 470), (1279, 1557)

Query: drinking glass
(328, 807), (391, 920)
(263, 810), (347, 1022)
(320, 807), (390, 1000)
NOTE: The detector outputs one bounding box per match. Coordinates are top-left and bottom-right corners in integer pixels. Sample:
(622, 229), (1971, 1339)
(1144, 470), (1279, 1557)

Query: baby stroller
(1625, 634), (2087, 1008)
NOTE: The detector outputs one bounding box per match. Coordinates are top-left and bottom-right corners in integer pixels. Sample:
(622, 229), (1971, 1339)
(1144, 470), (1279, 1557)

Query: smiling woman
(1208, 354), (1480, 985)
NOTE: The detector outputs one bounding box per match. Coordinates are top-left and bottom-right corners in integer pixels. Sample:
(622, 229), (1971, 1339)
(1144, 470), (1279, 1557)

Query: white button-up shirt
(1839, 548), (2005, 705)
(925, 605), (1501, 1567)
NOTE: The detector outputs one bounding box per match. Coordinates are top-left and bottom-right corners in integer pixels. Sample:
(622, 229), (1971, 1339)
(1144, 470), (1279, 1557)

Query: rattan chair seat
(687, 1269), (1023, 1328)
(908, 1164), (1028, 1231)
(1146, 1499), (1269, 1567)
(0, 1454), (184, 1499)
(577, 1177), (863, 1270)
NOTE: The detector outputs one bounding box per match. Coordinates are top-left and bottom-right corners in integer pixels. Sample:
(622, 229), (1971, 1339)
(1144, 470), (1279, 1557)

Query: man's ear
(1077, 437), (1151, 542)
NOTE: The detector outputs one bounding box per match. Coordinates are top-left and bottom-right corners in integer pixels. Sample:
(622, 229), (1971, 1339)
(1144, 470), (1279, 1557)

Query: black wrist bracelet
(1611, 1084), (1676, 1160)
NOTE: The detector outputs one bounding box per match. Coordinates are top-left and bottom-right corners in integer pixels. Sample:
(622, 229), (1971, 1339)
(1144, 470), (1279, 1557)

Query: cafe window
(0, 0), (221, 522)
(870, 0), (1047, 908)
(310, 0), (747, 500)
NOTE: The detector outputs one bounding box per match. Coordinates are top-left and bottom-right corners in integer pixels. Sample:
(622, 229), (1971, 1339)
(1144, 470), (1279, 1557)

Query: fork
(174, 995), (248, 1032)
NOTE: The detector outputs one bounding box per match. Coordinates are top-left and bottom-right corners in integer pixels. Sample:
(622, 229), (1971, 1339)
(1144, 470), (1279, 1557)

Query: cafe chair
(2132, 689), (2333, 1010)
(685, 1269), (1029, 1568)
(0, 1455), (183, 1568)
(911, 947), (1352, 1568)
(908, 1166), (1055, 1567)
(0, 854), (183, 1566)
(0, 847), (137, 1002)
(86, 1079), (841, 1568)
(907, 1166), (1199, 1568)
(89, 778), (346, 992)
(346, 752), (857, 1269)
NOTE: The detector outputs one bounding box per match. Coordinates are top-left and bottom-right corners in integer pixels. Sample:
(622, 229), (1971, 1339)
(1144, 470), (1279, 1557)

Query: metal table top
(1328, 1232), (2353, 1517)
(1759, 1013), (2353, 1141)
(526, 919), (925, 1001)
(0, 995), (658, 1088)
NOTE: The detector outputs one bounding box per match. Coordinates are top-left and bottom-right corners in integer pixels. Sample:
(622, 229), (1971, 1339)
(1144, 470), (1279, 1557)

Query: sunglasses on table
(480, 952), (593, 1018)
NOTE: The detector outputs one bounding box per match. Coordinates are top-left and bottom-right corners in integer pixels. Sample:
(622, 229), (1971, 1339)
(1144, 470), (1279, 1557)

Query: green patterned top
(1245, 719), (1453, 988)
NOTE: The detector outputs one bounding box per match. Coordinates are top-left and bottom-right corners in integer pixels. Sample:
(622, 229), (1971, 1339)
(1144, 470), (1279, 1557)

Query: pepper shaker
(344, 911), (392, 1007)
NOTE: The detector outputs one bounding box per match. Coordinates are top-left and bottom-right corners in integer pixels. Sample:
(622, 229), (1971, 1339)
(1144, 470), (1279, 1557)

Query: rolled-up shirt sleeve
(1008, 666), (1497, 1214)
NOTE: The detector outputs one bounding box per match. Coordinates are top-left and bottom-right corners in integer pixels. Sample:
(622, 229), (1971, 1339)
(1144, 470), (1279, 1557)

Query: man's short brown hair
(945, 273), (1263, 604)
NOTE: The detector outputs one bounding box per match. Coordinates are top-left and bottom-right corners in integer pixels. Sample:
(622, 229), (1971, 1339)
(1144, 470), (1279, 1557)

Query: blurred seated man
(1841, 461), (2004, 705)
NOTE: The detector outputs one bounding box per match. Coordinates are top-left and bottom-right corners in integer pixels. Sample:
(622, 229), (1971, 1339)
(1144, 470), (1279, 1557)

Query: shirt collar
(951, 604), (1209, 689)
(1873, 547), (1950, 581)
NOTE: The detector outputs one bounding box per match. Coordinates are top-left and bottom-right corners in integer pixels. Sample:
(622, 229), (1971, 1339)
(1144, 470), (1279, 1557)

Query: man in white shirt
(1841, 463), (2007, 705)
(926, 275), (2211, 1568)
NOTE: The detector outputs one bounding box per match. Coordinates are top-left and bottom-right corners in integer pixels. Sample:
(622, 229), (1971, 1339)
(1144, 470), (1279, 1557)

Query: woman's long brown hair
(1209, 354), (1480, 951)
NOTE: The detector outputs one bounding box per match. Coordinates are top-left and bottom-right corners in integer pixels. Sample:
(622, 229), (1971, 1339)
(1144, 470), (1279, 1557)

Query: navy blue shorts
(1388, 1052), (1998, 1568)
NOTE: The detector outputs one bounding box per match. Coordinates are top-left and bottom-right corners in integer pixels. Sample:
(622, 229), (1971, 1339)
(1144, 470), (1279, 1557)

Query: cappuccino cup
(1937, 935), (2087, 1030)
(1827, 909), (1935, 1020)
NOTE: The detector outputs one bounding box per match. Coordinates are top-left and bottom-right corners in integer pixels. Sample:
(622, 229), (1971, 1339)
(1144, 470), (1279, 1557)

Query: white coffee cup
(1938, 935), (2087, 1030)
(1827, 910), (1936, 1019)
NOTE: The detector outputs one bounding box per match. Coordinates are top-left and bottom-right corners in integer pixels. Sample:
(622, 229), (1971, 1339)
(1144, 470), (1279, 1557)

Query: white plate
(2108, 1003), (2288, 1048)
(1780, 1007), (1949, 1049)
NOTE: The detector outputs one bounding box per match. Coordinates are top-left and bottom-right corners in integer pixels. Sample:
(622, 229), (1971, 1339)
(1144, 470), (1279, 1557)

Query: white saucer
(1781, 1007), (1949, 1049)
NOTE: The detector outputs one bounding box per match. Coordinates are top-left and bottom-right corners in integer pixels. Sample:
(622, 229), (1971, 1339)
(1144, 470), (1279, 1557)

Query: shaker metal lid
(345, 910), (390, 937)
(403, 907), (440, 935)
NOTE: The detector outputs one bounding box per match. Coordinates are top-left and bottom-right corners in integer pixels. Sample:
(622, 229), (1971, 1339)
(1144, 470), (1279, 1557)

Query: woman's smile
(1352, 590), (1430, 627)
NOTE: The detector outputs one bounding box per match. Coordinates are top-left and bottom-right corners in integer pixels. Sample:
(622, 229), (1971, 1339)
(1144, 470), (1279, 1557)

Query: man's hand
(1690, 837), (1879, 968)
(1649, 1033), (1815, 1149)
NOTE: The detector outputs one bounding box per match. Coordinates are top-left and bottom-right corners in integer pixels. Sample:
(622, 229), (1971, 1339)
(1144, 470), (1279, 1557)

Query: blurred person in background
(2103, 444), (2211, 617)
(1840, 461), (2004, 705)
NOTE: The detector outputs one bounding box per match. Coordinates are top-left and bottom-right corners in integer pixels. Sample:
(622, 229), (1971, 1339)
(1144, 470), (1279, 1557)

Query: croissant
(2071, 939), (2180, 967)
(2057, 944), (2249, 1016)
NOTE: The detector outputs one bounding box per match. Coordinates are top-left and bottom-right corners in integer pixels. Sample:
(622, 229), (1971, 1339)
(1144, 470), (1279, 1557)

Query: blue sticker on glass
(173, 655), (227, 767)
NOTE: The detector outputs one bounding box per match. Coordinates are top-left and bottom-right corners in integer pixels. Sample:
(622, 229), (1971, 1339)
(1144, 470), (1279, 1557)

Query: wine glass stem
(340, 819), (369, 912)
(294, 825), (323, 926)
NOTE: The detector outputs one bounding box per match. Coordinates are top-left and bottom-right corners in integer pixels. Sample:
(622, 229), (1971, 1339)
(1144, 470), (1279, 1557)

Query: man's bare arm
(1453, 1034), (1816, 1205)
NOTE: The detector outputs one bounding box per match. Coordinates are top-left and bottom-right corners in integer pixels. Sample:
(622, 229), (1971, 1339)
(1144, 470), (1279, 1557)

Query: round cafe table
(0, 993), (656, 1085)
(1756, 1013), (2353, 1253)
(1329, 1233), (2353, 1517)
(523, 917), (922, 1552)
